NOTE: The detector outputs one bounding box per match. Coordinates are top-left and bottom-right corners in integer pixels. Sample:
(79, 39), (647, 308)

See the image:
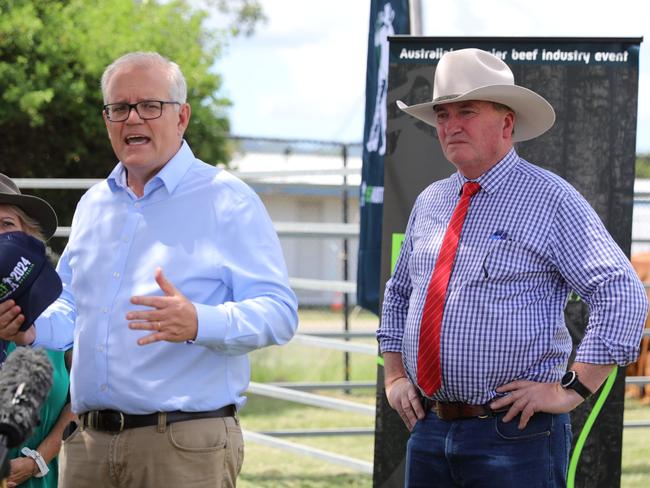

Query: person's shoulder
(514, 158), (581, 199)
(416, 174), (457, 203)
(76, 177), (115, 206)
(186, 159), (257, 203)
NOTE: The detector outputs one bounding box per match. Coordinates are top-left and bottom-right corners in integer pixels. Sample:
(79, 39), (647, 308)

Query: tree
(637, 154), (650, 179)
(0, 0), (263, 250)
(0, 0), (263, 179)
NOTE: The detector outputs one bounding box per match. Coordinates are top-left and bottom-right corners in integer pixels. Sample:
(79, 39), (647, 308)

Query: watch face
(561, 370), (576, 388)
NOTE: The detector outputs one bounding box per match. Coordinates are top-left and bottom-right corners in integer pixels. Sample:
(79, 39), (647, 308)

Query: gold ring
(157, 321), (162, 331)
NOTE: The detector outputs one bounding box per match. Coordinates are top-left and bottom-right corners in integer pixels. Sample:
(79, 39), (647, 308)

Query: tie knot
(462, 181), (481, 197)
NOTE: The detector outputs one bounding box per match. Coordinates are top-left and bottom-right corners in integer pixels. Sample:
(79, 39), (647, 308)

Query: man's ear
(503, 111), (515, 139)
(177, 103), (191, 136)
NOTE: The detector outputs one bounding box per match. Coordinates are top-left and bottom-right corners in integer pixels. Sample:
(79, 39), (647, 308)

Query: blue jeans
(405, 411), (572, 488)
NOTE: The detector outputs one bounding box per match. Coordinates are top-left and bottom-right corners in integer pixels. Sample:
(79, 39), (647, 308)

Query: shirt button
(101, 307), (108, 314)
(97, 345), (104, 352)
(134, 202), (140, 208)
(100, 384), (108, 391)
(113, 272), (120, 278)
(123, 236), (129, 243)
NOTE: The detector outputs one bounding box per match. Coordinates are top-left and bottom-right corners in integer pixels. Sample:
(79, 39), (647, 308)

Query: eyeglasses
(103, 100), (181, 122)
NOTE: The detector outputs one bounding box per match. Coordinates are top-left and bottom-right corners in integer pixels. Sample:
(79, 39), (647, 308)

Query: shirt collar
(107, 140), (194, 196)
(454, 147), (520, 195)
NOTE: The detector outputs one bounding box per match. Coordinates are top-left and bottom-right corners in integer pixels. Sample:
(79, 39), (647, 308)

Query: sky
(217, 0), (649, 152)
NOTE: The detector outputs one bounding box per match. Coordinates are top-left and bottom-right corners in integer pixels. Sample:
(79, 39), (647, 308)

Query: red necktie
(417, 181), (481, 397)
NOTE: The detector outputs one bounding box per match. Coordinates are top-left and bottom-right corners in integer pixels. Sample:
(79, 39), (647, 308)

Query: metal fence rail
(247, 382), (375, 417)
(269, 381), (376, 390)
(291, 334), (376, 355)
(243, 431), (373, 474)
(257, 427), (375, 437)
(626, 376), (650, 386)
(13, 174), (650, 471)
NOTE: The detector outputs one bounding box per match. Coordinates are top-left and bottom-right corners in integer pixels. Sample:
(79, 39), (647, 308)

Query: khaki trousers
(59, 416), (244, 488)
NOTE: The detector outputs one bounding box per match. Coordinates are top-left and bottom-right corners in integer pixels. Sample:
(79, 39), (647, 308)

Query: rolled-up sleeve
(550, 193), (649, 365)
(378, 207), (417, 354)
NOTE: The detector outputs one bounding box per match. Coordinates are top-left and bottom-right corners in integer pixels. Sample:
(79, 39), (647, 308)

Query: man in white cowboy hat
(378, 48), (647, 487)
(0, 52), (298, 487)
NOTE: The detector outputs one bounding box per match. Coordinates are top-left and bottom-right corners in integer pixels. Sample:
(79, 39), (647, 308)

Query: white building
(232, 141), (650, 306)
(230, 142), (361, 307)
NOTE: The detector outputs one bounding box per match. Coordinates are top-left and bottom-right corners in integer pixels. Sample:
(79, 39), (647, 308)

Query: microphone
(0, 347), (53, 481)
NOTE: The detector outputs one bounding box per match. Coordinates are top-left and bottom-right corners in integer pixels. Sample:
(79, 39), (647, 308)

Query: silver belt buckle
(478, 403), (494, 419)
(87, 411), (98, 429)
(117, 412), (125, 432)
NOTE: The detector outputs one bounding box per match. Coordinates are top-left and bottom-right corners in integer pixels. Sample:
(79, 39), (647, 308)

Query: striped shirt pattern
(379, 148), (648, 404)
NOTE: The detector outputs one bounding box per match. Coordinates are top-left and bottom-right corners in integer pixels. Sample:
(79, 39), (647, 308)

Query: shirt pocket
(481, 239), (551, 283)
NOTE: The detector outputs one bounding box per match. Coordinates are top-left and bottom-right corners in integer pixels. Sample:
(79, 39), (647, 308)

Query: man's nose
(444, 113), (463, 134)
(125, 106), (144, 123)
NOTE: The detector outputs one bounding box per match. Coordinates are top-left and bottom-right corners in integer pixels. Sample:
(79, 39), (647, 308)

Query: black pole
(342, 144), (351, 394)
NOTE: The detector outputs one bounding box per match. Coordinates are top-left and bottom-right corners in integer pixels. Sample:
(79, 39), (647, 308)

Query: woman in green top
(0, 173), (75, 487)
(6, 344), (70, 488)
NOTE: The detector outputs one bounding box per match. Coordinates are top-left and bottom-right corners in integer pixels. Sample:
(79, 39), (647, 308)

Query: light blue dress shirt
(35, 141), (298, 414)
(379, 148), (648, 404)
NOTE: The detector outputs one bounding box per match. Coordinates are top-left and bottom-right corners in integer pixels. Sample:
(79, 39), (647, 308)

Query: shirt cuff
(378, 338), (403, 354)
(32, 316), (53, 348)
(191, 302), (228, 347)
(574, 333), (636, 366)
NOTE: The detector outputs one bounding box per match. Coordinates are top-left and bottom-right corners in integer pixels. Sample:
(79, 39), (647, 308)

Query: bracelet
(20, 447), (49, 478)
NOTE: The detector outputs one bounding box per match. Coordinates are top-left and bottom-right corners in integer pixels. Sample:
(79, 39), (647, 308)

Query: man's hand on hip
(127, 267), (198, 345)
(490, 380), (583, 429)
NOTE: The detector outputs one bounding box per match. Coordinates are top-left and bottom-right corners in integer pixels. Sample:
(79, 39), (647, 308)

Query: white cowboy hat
(396, 48), (556, 142)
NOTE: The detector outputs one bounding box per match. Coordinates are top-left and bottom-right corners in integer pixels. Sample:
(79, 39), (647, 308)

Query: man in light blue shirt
(0, 51), (298, 487)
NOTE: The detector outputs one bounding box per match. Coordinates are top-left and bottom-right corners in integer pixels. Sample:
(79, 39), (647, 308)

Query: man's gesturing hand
(127, 267), (198, 345)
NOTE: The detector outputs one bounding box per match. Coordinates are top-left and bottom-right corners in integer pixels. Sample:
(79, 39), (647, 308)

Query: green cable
(567, 366), (619, 487)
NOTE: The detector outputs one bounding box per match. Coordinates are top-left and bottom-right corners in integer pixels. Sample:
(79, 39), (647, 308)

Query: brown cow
(626, 253), (650, 403)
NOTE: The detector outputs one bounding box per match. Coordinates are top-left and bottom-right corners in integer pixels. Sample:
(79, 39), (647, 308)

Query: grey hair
(101, 52), (187, 104)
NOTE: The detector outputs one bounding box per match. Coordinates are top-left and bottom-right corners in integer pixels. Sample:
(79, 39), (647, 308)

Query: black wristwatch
(560, 370), (592, 400)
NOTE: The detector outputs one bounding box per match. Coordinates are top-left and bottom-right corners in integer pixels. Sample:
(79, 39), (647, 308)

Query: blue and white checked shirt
(379, 148), (648, 404)
(34, 141), (298, 414)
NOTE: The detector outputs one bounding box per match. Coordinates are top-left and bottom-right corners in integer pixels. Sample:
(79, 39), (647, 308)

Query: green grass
(239, 308), (650, 487)
(249, 341), (377, 385)
(637, 154), (650, 179)
(239, 309), (376, 487)
(622, 399), (650, 488)
(239, 394), (374, 488)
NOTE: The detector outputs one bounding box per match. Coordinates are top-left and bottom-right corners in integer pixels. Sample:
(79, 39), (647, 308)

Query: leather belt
(79, 404), (236, 433)
(428, 401), (506, 421)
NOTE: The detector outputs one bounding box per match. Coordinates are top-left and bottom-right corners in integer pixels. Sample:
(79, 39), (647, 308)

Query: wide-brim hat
(0, 173), (57, 240)
(396, 48), (556, 142)
(0, 232), (62, 330)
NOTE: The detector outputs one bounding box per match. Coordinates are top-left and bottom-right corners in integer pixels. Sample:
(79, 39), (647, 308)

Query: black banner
(373, 37), (641, 488)
(357, 0), (410, 314)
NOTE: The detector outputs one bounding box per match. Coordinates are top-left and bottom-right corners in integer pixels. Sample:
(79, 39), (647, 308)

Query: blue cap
(0, 232), (62, 331)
